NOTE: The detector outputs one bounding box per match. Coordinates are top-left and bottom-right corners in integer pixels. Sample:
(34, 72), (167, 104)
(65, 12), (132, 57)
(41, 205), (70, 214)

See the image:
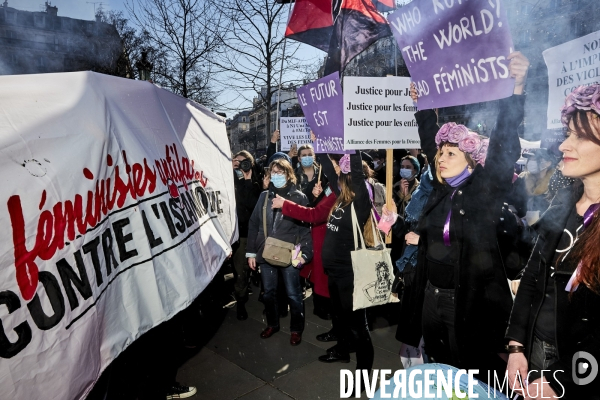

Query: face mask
(234, 169), (243, 178)
(373, 161), (381, 169)
(527, 160), (540, 174)
(270, 173), (287, 188)
(300, 156), (314, 167)
(400, 169), (413, 179)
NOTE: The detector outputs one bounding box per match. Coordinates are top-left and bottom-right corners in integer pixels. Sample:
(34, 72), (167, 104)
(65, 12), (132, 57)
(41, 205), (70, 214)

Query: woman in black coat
(506, 84), (600, 399)
(396, 52), (529, 380)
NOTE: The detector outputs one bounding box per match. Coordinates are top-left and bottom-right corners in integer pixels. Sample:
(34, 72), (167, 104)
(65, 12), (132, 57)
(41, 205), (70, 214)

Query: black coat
(246, 184), (313, 265)
(396, 95), (525, 370)
(506, 185), (600, 399)
(234, 172), (261, 238)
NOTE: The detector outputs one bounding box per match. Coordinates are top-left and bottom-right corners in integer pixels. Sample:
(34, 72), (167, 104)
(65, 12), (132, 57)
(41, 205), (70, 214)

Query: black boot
(236, 295), (248, 321)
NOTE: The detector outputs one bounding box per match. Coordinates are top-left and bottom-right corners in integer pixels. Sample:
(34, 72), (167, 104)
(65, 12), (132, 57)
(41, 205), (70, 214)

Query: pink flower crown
(338, 154), (351, 174)
(435, 122), (489, 166)
(561, 84), (600, 126)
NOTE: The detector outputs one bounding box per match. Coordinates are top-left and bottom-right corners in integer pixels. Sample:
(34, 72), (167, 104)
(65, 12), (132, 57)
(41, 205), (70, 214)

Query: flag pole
(275, 3), (294, 153)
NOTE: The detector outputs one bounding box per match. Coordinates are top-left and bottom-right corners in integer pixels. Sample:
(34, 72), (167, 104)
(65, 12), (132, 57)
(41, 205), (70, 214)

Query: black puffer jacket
(396, 95), (525, 372)
(246, 184), (313, 265)
(234, 171), (261, 238)
(506, 185), (600, 399)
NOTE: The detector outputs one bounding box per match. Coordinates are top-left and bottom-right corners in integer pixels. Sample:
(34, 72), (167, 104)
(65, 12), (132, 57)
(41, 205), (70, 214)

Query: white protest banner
(343, 76), (420, 149)
(0, 72), (236, 400)
(543, 30), (600, 129)
(279, 117), (312, 151)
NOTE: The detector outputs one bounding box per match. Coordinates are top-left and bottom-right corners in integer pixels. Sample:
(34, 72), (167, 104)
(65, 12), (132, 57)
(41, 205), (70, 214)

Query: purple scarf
(584, 203), (600, 229)
(445, 166), (471, 188)
(441, 167), (470, 246)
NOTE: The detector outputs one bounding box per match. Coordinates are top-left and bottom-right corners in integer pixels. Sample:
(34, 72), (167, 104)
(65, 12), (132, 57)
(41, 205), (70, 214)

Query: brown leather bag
(261, 194), (295, 267)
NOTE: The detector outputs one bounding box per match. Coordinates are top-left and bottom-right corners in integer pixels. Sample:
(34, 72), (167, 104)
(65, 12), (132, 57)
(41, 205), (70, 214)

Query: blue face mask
(300, 156), (314, 167)
(271, 173), (287, 188)
(400, 169), (413, 179)
(234, 169), (243, 179)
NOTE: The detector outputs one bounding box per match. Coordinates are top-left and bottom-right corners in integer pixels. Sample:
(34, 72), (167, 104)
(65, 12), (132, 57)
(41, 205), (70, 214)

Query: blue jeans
(260, 263), (305, 333)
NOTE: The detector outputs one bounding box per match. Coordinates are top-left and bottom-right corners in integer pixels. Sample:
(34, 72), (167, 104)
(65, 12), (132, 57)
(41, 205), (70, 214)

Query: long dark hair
(564, 111), (600, 294)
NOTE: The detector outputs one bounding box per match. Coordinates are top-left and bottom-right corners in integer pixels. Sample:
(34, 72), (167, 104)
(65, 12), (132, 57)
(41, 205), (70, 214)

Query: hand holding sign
(410, 82), (419, 103)
(271, 130), (280, 144)
(508, 51), (530, 95)
(312, 182), (323, 198)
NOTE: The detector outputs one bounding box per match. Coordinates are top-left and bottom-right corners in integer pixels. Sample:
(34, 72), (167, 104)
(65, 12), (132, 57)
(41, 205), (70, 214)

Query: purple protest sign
(387, 0), (514, 110)
(296, 72), (348, 154)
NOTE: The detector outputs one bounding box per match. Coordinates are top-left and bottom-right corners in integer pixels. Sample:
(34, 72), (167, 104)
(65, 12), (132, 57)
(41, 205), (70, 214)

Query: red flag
(323, 0), (391, 75)
(372, 0), (395, 12)
(285, 0), (335, 51)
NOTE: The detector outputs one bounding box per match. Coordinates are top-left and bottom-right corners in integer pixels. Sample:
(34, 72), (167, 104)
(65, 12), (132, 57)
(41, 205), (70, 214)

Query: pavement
(175, 291), (403, 400)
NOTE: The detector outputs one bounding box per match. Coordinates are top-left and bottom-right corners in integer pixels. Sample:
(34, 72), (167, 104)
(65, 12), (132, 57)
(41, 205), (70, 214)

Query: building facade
(226, 110), (251, 155)
(0, 1), (122, 76)
(231, 86), (302, 157)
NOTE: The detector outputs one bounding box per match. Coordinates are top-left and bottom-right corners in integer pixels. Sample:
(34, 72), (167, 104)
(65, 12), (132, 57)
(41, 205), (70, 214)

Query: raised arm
(410, 83), (439, 166)
(350, 151), (371, 223)
(483, 52), (529, 188)
(319, 154), (340, 197)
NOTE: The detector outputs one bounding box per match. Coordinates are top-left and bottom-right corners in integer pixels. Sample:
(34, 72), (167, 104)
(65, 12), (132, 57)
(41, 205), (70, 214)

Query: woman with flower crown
(395, 51), (530, 383)
(505, 84), (600, 399)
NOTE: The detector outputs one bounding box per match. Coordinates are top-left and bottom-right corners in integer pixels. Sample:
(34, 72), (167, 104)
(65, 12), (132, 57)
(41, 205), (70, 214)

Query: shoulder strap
(262, 193), (268, 239)
(370, 208), (384, 247)
(351, 204), (367, 251)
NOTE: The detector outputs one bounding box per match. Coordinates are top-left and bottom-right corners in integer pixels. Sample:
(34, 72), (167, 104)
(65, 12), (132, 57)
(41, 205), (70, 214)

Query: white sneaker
(223, 294), (237, 309)
(166, 383), (197, 399)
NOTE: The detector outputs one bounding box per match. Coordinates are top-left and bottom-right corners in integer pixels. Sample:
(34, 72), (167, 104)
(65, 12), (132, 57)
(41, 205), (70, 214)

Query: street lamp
(136, 50), (153, 81)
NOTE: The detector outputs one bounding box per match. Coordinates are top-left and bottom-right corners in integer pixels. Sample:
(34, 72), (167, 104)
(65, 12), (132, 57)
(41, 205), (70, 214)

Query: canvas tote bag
(261, 194), (295, 267)
(351, 204), (395, 311)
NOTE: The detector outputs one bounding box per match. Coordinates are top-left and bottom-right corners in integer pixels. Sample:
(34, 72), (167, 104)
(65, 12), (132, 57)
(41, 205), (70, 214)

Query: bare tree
(126, 0), (223, 105)
(214, 0), (312, 137)
(97, 10), (150, 79)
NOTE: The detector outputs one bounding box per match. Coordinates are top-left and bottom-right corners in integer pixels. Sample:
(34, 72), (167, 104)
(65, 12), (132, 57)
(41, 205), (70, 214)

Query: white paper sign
(343, 76), (420, 149)
(280, 117), (312, 151)
(0, 71), (236, 400)
(544, 30), (600, 129)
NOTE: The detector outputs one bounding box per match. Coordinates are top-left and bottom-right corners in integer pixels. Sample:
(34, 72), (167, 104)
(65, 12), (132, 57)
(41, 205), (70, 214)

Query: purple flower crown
(435, 122), (489, 166)
(339, 154), (351, 174)
(561, 84), (600, 126)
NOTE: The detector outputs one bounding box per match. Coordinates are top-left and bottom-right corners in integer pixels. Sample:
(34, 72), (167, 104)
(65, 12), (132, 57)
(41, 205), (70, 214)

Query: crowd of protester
(91, 51), (600, 399)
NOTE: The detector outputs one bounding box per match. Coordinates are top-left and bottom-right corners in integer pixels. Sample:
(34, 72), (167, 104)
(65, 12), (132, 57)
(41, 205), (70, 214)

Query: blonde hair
(269, 158), (297, 185)
(434, 143), (476, 184)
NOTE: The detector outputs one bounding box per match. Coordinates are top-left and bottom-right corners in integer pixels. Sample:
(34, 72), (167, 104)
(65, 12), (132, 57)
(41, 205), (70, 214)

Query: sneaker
(223, 294), (237, 309)
(166, 383), (197, 399)
(303, 288), (313, 300)
(223, 273), (235, 281)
